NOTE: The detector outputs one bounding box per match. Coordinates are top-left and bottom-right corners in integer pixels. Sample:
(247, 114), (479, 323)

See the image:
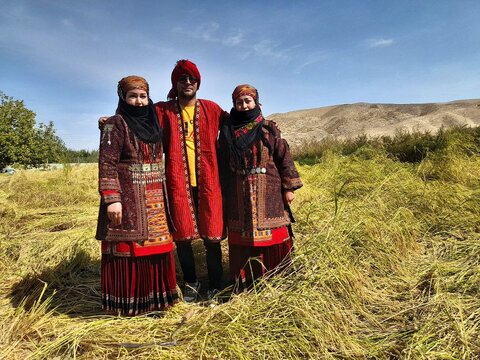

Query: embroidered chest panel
(228, 142), (290, 234)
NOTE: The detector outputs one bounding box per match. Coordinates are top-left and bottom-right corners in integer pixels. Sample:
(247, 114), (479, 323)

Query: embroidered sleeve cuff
(282, 177), (303, 191)
(102, 192), (121, 204)
(99, 177), (121, 192)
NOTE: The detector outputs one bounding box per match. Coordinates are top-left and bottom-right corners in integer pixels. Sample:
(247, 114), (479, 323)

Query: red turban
(118, 75), (149, 99)
(232, 84), (258, 105)
(167, 59), (201, 100)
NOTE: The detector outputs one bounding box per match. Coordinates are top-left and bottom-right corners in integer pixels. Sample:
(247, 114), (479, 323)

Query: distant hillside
(268, 99), (480, 146)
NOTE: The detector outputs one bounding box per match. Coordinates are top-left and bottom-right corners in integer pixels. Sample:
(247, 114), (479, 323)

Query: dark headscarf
(167, 59), (201, 100)
(229, 106), (264, 151)
(225, 84), (273, 169)
(116, 75), (162, 144)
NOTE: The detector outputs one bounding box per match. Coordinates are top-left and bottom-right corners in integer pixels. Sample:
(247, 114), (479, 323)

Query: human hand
(107, 202), (122, 226)
(98, 116), (109, 129)
(283, 191), (295, 205)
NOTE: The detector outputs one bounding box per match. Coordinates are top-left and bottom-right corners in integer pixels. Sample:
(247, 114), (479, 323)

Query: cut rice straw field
(1, 126), (479, 359)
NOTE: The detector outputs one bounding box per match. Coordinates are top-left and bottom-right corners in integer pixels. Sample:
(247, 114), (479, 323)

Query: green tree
(32, 121), (66, 166)
(64, 148), (99, 163)
(0, 91), (65, 168)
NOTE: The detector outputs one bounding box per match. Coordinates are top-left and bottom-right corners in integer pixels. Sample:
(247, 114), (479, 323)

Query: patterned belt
(237, 167), (267, 175)
(128, 163), (165, 173)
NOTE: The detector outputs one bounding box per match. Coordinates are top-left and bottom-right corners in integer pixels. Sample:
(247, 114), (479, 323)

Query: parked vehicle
(1, 167), (16, 175)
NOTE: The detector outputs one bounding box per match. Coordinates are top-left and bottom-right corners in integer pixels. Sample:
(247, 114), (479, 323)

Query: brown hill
(267, 99), (480, 146)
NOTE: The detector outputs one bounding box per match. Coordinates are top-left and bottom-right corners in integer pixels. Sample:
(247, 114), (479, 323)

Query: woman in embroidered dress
(96, 76), (178, 315)
(219, 84), (303, 289)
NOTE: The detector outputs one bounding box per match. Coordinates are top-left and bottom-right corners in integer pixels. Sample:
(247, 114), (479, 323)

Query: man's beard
(178, 89), (197, 102)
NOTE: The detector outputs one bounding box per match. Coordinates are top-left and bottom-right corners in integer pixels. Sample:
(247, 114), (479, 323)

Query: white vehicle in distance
(1, 167), (16, 175)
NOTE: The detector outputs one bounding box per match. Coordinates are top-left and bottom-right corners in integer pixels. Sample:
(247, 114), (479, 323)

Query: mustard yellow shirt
(181, 105), (196, 186)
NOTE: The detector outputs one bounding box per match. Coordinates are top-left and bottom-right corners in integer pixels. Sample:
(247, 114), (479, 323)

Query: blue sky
(1, 0), (479, 150)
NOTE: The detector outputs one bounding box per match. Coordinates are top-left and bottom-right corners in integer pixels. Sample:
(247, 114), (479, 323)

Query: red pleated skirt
(229, 231), (293, 290)
(101, 250), (178, 316)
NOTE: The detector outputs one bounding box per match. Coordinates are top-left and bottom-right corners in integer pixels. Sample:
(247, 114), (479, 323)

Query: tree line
(0, 91), (98, 169)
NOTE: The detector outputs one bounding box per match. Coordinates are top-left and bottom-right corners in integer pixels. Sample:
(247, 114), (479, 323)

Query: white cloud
(223, 32), (244, 47)
(61, 18), (73, 27)
(197, 22), (221, 42)
(293, 51), (329, 74)
(173, 22), (245, 47)
(172, 22), (300, 62)
(367, 38), (394, 48)
(252, 40), (301, 61)
(0, 5), (139, 86)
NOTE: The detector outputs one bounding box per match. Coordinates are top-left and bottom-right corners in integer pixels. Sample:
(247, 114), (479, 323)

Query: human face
(235, 95), (256, 112)
(176, 74), (199, 100)
(125, 89), (148, 106)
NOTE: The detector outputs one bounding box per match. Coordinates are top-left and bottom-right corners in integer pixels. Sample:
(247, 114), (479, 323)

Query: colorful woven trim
(234, 115), (263, 138)
(174, 101), (200, 236)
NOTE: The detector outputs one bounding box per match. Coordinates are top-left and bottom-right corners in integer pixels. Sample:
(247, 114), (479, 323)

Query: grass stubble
(0, 127), (479, 359)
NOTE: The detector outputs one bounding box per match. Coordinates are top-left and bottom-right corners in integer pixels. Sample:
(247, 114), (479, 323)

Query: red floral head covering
(117, 75), (149, 100)
(167, 59), (201, 100)
(232, 84), (258, 105)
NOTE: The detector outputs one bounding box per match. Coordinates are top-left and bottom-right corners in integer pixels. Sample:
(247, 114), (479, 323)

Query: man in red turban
(156, 59), (228, 302)
(167, 59), (201, 100)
